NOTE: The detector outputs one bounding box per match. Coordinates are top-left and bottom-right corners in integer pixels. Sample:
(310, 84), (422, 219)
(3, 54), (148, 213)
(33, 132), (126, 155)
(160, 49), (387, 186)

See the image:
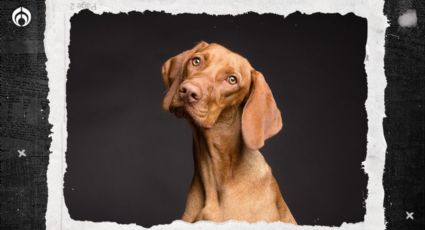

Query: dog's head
(161, 41), (282, 149)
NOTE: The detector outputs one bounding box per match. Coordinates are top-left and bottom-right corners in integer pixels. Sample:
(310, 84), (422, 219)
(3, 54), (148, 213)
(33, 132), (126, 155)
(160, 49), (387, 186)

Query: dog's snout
(179, 83), (202, 103)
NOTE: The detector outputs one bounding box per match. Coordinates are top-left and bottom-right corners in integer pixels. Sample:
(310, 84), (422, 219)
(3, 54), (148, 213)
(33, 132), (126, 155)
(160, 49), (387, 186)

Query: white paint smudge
(398, 9), (417, 27)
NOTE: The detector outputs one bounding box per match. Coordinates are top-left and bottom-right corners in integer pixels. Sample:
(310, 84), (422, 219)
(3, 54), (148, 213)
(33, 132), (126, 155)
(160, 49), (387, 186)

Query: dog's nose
(179, 83), (202, 103)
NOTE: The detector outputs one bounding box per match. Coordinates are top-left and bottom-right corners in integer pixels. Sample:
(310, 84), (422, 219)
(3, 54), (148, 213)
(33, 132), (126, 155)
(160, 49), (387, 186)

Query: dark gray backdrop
(65, 11), (368, 227)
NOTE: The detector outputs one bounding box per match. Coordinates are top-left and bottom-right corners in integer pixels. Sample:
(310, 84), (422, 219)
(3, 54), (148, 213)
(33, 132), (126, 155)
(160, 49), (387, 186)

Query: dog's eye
(227, 75), (238, 85)
(192, 57), (201, 66)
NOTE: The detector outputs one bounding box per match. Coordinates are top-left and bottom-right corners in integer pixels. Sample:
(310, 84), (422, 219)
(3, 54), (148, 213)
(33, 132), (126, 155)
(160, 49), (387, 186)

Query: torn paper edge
(45, 0), (388, 229)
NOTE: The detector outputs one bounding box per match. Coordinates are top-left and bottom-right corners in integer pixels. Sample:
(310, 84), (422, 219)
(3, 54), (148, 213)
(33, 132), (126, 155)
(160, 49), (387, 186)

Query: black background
(0, 1), (50, 230)
(65, 11), (367, 227)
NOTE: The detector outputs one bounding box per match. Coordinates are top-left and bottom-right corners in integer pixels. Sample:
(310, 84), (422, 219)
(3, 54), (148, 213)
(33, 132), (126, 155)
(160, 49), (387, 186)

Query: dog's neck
(190, 106), (244, 203)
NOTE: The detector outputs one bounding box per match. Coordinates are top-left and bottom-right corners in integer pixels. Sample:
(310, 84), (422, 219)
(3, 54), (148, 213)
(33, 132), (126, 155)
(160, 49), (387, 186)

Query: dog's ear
(161, 41), (209, 111)
(242, 70), (282, 150)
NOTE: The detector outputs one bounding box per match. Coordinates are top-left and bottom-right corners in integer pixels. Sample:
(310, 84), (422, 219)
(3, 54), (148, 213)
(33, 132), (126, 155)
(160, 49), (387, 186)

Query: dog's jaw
(170, 103), (213, 129)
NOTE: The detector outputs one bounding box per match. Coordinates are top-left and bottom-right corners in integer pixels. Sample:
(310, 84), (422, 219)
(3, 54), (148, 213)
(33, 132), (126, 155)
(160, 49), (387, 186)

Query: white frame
(45, 0), (387, 229)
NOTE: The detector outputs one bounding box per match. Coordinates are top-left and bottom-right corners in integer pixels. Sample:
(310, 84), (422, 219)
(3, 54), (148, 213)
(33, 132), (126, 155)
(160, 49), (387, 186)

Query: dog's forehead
(199, 44), (251, 69)
(203, 43), (232, 53)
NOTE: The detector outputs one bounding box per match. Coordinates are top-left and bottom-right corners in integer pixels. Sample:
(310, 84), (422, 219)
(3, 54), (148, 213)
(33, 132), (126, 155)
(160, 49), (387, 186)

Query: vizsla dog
(161, 41), (296, 224)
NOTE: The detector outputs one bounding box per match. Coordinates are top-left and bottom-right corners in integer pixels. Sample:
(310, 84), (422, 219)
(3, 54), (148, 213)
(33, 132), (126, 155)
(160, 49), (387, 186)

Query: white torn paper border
(45, 0), (387, 229)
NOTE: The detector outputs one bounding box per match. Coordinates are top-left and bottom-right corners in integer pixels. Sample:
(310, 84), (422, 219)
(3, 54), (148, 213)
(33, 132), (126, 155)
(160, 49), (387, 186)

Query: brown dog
(161, 41), (296, 224)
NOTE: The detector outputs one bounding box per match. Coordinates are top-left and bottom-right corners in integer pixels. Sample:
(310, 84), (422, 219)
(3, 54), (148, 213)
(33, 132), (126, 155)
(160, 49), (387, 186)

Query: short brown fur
(161, 41), (296, 224)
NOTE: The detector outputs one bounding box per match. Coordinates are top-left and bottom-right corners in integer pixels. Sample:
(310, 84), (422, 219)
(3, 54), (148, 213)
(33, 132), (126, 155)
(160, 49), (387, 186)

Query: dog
(161, 41), (296, 224)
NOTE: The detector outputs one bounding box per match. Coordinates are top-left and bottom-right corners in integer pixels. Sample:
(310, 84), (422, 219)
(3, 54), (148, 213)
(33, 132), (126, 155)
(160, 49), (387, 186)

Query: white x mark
(406, 211), (414, 220)
(18, 149), (26, 157)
